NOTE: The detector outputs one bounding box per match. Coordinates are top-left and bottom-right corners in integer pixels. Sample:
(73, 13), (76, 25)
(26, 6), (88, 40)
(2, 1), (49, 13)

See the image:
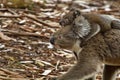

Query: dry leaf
(34, 59), (54, 67)
(41, 70), (52, 76)
(0, 32), (16, 41)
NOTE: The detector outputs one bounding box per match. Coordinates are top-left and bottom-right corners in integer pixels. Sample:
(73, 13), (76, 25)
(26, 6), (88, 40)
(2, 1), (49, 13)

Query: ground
(0, 0), (120, 80)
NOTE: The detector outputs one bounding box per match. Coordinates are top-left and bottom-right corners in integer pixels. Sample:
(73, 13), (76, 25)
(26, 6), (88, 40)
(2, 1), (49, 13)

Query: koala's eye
(59, 20), (65, 26)
(58, 35), (63, 39)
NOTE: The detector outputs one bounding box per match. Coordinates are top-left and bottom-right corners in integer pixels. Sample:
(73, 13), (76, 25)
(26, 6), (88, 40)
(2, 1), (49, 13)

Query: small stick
(1, 29), (49, 39)
(0, 14), (59, 28)
(7, 8), (18, 15)
(0, 15), (24, 18)
(0, 68), (19, 75)
(0, 76), (29, 80)
(25, 14), (59, 28)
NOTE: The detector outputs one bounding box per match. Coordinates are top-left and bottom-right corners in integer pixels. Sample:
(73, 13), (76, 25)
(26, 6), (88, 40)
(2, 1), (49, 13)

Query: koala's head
(59, 9), (81, 26)
(50, 25), (78, 50)
(50, 15), (100, 50)
(50, 16), (91, 50)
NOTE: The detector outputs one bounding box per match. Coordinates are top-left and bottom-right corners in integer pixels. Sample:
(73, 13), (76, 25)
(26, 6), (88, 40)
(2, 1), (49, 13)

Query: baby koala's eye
(65, 19), (69, 23)
(59, 19), (69, 26)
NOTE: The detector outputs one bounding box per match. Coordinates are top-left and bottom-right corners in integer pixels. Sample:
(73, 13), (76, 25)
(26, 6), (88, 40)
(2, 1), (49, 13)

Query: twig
(13, 8), (38, 15)
(0, 8), (18, 15)
(30, 21), (43, 28)
(94, 9), (119, 14)
(0, 8), (37, 15)
(0, 76), (29, 80)
(1, 29), (49, 39)
(0, 8), (8, 11)
(0, 14), (59, 28)
(0, 15), (24, 18)
(7, 8), (18, 15)
(0, 68), (19, 75)
(25, 14), (59, 28)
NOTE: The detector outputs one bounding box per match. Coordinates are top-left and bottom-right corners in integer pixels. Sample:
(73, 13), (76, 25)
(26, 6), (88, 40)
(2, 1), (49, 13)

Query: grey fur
(50, 25), (120, 80)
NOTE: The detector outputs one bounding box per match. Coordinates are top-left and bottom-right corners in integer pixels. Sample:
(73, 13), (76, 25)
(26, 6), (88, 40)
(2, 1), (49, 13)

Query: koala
(50, 14), (120, 80)
(59, 9), (120, 32)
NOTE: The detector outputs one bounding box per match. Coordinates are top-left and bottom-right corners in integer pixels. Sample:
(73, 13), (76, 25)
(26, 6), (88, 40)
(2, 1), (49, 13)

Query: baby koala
(59, 9), (80, 26)
(59, 9), (120, 32)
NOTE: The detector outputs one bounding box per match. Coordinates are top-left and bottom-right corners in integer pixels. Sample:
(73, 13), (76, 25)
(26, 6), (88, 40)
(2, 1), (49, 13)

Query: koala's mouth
(54, 43), (73, 50)
(53, 44), (61, 49)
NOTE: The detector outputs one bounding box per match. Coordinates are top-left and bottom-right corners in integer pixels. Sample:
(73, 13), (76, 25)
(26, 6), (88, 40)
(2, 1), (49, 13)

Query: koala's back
(104, 29), (120, 56)
(103, 29), (120, 65)
(82, 29), (120, 65)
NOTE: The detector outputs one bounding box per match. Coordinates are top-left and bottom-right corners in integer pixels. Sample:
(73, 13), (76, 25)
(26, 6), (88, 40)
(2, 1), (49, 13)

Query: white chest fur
(72, 40), (82, 60)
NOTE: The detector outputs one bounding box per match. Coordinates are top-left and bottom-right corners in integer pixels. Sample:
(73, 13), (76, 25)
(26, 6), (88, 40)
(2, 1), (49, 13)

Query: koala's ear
(70, 8), (81, 17)
(85, 23), (101, 41)
(73, 10), (81, 17)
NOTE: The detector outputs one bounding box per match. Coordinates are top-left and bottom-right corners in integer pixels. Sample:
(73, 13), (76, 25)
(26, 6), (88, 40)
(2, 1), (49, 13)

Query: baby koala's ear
(70, 8), (81, 18)
(73, 10), (81, 17)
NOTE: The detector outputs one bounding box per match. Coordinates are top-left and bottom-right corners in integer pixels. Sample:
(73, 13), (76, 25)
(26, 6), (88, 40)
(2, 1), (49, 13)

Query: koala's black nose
(59, 20), (65, 26)
(50, 37), (55, 45)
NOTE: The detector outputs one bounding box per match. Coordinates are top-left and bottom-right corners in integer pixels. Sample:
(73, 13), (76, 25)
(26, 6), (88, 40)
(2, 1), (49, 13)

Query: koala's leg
(57, 57), (100, 80)
(103, 65), (120, 80)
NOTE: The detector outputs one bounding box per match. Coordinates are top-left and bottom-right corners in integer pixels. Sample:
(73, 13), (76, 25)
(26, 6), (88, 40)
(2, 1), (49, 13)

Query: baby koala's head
(59, 9), (81, 26)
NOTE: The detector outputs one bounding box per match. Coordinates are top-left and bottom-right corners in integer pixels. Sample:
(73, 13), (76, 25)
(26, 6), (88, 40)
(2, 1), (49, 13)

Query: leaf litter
(0, 0), (119, 80)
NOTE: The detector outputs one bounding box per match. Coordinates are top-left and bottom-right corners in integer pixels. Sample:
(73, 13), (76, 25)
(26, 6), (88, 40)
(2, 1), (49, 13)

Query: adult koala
(50, 10), (120, 80)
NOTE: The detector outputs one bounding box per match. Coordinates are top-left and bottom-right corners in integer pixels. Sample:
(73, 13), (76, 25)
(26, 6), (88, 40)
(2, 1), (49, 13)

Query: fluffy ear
(73, 16), (91, 38)
(73, 10), (81, 18)
(85, 23), (101, 41)
(70, 8), (81, 18)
